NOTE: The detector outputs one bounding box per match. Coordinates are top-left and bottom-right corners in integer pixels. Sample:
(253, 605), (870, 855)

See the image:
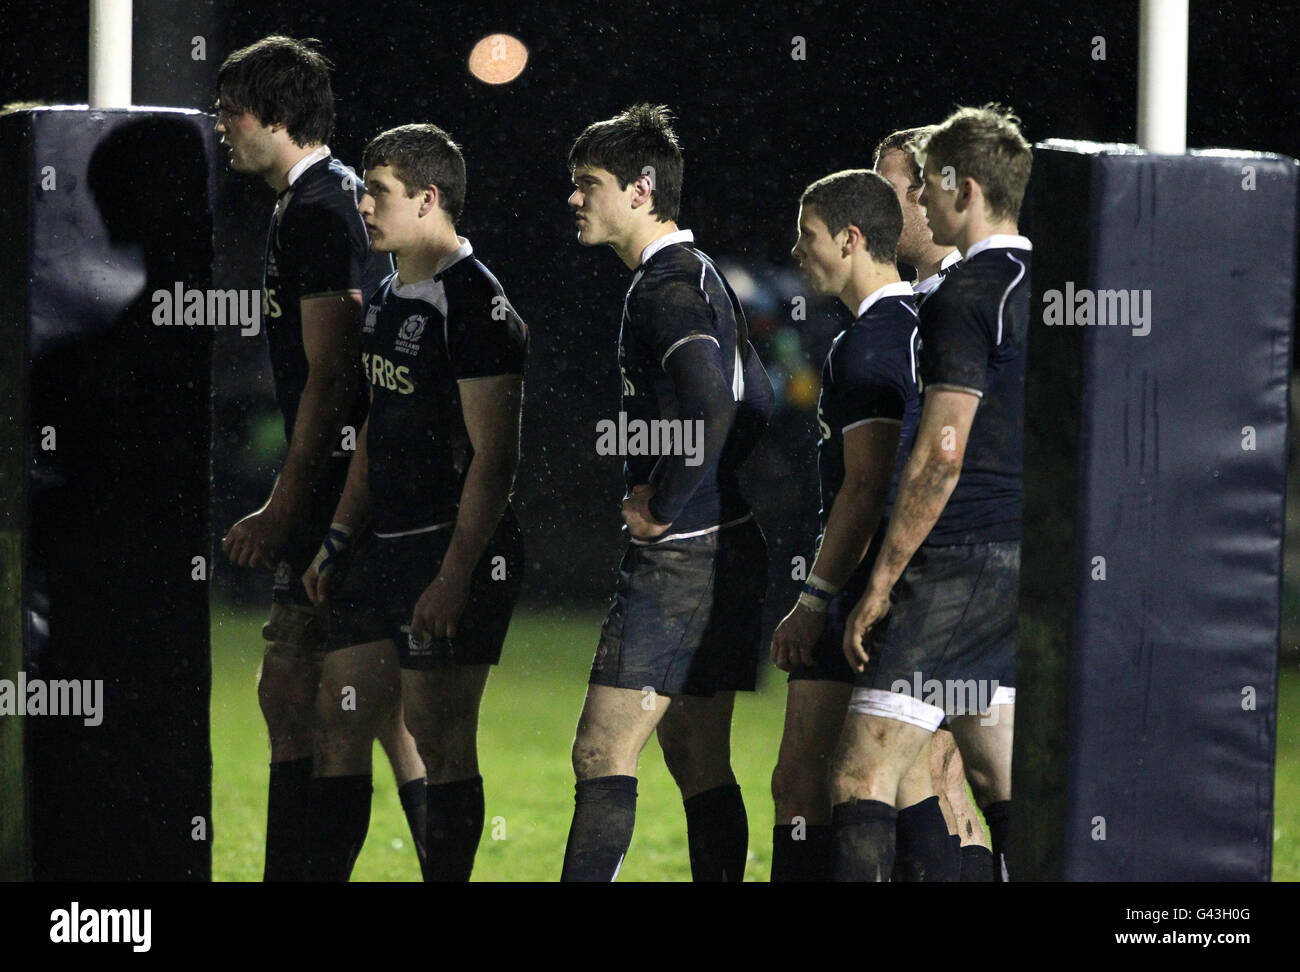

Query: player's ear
(956, 176), (976, 213)
(631, 172), (654, 208)
(418, 185), (438, 218)
(841, 225), (859, 257)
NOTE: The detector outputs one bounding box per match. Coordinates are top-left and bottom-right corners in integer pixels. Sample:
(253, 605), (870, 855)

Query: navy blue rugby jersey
(263, 153), (385, 443)
(618, 234), (773, 536)
(917, 234), (1032, 546)
(361, 240), (528, 534)
(816, 282), (921, 535)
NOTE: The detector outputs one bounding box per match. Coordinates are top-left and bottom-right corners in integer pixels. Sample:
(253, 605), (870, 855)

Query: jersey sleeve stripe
(843, 416), (903, 432)
(998, 253), (1028, 345)
(300, 288), (364, 300)
(909, 325), (919, 385)
(926, 382), (984, 398)
(660, 332), (720, 367)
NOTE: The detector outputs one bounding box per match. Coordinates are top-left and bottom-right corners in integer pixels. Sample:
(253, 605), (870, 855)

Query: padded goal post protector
(1014, 141), (1296, 881)
(0, 107), (216, 880)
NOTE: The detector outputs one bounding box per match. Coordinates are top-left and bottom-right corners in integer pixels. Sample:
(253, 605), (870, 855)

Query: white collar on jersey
(964, 233), (1033, 260)
(285, 145), (331, 187)
(913, 249), (963, 295)
(392, 236), (474, 297)
(639, 228), (694, 266)
(855, 280), (914, 320)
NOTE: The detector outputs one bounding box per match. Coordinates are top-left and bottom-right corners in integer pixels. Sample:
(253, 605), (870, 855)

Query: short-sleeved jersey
(362, 241), (528, 534)
(618, 239), (773, 536)
(917, 235), (1032, 545)
(263, 154), (382, 444)
(816, 283), (921, 534)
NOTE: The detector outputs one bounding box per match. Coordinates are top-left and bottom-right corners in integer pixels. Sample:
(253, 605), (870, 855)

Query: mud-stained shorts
(326, 507), (524, 669)
(858, 540), (1020, 698)
(590, 516), (768, 698)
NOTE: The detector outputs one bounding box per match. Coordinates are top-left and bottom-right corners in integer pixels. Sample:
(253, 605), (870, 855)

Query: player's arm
(622, 338), (734, 539)
(841, 389), (978, 670)
(842, 284), (993, 670)
(771, 421), (899, 671)
(409, 374), (523, 638)
(873, 390), (976, 586)
(328, 408), (372, 533)
(273, 293), (363, 521)
(221, 293), (361, 568)
(303, 402), (371, 605)
(810, 423), (899, 588)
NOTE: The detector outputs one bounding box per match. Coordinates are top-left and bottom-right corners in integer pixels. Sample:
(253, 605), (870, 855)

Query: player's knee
(771, 757), (818, 812)
(828, 744), (879, 804)
(965, 765), (1009, 807)
(656, 730), (693, 776)
(828, 764), (865, 806)
(313, 679), (390, 740)
(571, 736), (615, 780)
(411, 718), (477, 779)
(257, 647), (316, 733)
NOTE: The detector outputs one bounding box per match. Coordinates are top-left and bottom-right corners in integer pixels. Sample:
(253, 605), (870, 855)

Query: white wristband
(797, 591), (829, 613)
(806, 573), (840, 596)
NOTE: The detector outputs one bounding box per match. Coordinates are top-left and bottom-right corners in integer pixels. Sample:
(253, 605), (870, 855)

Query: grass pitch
(212, 601), (1300, 881)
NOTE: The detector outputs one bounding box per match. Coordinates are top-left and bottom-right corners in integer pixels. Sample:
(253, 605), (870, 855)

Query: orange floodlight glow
(469, 34), (529, 85)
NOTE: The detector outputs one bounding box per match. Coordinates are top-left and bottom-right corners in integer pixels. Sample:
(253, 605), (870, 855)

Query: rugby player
(876, 126), (995, 880)
(214, 35), (427, 881)
(304, 123), (527, 882)
(562, 104), (773, 882)
(833, 105), (1033, 881)
(771, 169), (964, 882)
(873, 128), (963, 300)
(769, 172), (977, 878)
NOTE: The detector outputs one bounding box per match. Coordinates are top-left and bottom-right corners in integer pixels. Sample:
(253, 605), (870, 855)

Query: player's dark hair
(568, 104), (683, 222)
(873, 126), (933, 182)
(215, 35), (335, 147)
(800, 169), (902, 264)
(363, 123), (467, 223)
(915, 104), (1032, 221)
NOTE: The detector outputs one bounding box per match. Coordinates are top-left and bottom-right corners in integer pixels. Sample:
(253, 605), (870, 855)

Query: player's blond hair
(915, 105), (1032, 221)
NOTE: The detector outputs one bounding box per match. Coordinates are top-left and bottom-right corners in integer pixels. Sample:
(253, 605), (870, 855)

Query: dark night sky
(4, 0), (1298, 607)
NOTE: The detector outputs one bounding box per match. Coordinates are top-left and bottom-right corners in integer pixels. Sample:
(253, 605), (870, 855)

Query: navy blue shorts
(590, 516), (768, 697)
(859, 539), (1020, 697)
(326, 506), (524, 668)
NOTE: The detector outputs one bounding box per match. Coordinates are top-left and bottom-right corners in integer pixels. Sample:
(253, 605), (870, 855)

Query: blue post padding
(1025, 142), (1295, 880)
(2, 107), (215, 881)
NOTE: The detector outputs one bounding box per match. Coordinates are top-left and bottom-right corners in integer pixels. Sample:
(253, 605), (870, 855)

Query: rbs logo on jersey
(362, 352), (415, 395)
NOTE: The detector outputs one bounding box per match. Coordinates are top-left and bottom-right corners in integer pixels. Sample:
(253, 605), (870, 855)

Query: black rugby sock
(398, 777), (429, 878)
(561, 775), (638, 881)
(424, 775), (485, 882)
(263, 756), (312, 882)
(306, 774), (372, 882)
(983, 800), (1012, 881)
(831, 799), (897, 882)
(683, 783), (747, 882)
(771, 823), (833, 882)
(960, 843), (996, 882)
(893, 796), (960, 881)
